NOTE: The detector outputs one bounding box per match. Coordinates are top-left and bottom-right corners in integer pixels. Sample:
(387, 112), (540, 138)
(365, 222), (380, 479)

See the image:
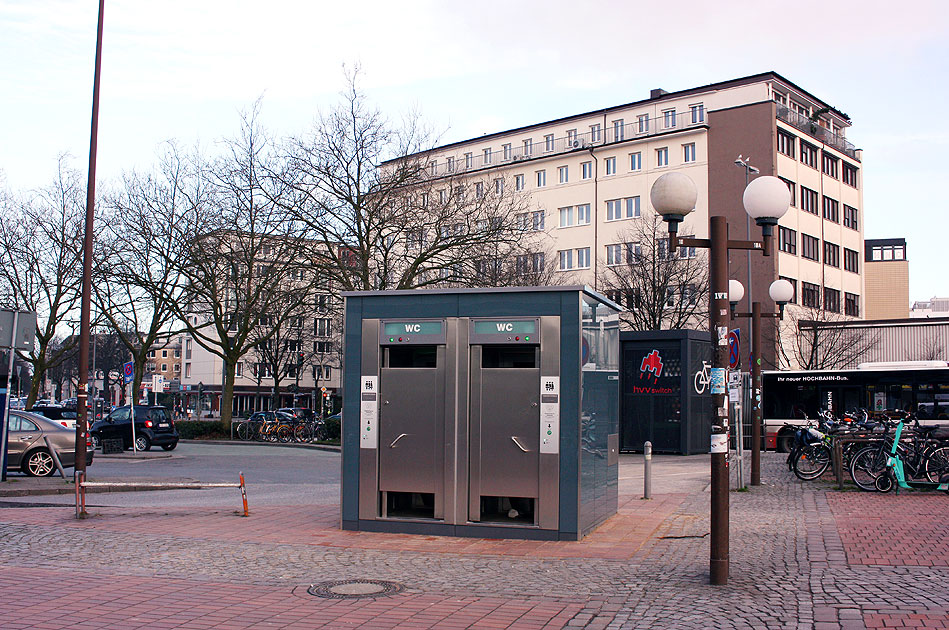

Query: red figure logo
(639, 350), (663, 384)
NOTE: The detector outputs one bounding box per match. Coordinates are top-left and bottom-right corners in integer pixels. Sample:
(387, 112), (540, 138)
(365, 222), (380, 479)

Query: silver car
(4, 411), (94, 476)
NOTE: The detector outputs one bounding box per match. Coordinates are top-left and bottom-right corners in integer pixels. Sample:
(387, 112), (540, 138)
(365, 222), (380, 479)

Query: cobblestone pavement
(1, 453), (947, 629)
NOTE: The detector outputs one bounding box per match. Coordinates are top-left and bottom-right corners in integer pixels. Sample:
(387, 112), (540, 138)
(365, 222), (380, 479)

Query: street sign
(320, 386), (327, 392)
(728, 329), (741, 369)
(152, 374), (165, 393)
(123, 361), (134, 384)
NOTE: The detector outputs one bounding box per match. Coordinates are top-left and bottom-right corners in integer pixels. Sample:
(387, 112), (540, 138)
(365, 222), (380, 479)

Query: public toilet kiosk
(340, 286), (620, 540)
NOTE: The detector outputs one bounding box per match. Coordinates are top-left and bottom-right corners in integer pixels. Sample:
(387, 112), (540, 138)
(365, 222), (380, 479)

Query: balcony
(426, 108), (708, 178)
(776, 105), (857, 160)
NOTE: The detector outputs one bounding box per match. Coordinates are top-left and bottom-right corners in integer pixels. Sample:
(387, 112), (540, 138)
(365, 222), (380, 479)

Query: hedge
(176, 420), (229, 440)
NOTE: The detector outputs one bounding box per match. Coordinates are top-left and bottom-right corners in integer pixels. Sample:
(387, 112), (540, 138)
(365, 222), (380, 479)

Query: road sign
(320, 386), (327, 392)
(123, 361), (134, 384)
(152, 374), (165, 393)
(728, 329), (741, 369)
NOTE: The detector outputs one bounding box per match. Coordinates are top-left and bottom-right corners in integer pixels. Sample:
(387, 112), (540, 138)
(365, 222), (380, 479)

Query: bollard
(643, 441), (652, 500)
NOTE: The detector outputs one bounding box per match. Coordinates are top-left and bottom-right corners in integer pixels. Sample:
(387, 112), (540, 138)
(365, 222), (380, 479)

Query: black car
(90, 405), (179, 452)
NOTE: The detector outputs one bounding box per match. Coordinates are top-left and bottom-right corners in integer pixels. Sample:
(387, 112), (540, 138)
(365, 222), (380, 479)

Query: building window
(637, 114), (649, 133)
(606, 196), (640, 221)
(483, 148), (492, 164)
(824, 241), (840, 268)
(777, 130), (796, 158)
(677, 237), (697, 259)
(690, 103), (705, 123)
(773, 91), (787, 106)
(536, 170), (546, 187)
(844, 248), (859, 273)
(577, 247), (591, 269)
(662, 109), (676, 129)
(801, 187), (819, 214)
(842, 163), (858, 187)
(606, 242), (641, 265)
(613, 119), (624, 141)
(683, 143), (696, 163)
(822, 196), (839, 223)
(779, 177), (796, 206)
(822, 153), (839, 178)
(558, 249), (573, 270)
(567, 129), (577, 145)
(495, 178), (503, 194)
(446, 157), (454, 173)
(315, 318), (331, 336)
(161, 350), (168, 358)
(606, 200), (621, 221)
(590, 124), (601, 142)
(802, 282), (820, 308)
(517, 253), (545, 276)
(515, 174), (525, 191)
(429, 160), (437, 174)
(185, 363), (191, 378)
(576, 203), (591, 225)
(779, 276), (797, 304)
(523, 138), (532, 156)
(559, 206), (574, 228)
(792, 101), (810, 117)
(845, 293), (860, 317)
(800, 140), (818, 169)
(871, 244), (905, 261)
(824, 287), (840, 313)
(475, 182), (485, 199)
(558, 165), (569, 184)
(801, 234), (820, 261)
(464, 152), (473, 169)
(581, 161), (592, 179)
(656, 147), (669, 167)
(605, 157), (616, 175)
(161, 363), (167, 372)
(502, 143), (512, 161)
(545, 134), (555, 152)
(843, 205), (858, 230)
(630, 152), (642, 171)
(779, 226), (797, 255)
(517, 211), (545, 231)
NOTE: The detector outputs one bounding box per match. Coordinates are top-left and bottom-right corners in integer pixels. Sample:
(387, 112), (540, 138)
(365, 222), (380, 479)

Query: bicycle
(693, 360), (711, 394)
(875, 418), (949, 494)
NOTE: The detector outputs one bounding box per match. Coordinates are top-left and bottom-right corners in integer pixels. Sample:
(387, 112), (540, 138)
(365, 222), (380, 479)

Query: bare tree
(778, 306), (880, 369)
(598, 214), (709, 331)
(0, 157), (85, 406)
(277, 71), (541, 294)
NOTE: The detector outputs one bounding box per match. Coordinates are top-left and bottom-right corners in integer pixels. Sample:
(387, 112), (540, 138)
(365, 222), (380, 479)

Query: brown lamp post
(728, 278), (794, 486)
(650, 172), (790, 585)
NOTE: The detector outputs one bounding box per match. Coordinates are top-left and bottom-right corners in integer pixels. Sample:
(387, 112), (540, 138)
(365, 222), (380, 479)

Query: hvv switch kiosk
(341, 287), (620, 541)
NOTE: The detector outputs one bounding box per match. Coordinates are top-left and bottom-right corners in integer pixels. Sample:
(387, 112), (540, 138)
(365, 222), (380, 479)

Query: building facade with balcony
(391, 72), (865, 368)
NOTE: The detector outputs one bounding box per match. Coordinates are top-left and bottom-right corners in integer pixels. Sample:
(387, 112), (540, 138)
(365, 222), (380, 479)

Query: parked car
(276, 407), (315, 422)
(4, 411), (94, 476)
(90, 405), (179, 452)
(27, 405), (79, 429)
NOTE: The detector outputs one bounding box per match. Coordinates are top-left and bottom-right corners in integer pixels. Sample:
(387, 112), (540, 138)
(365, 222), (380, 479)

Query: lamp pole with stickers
(650, 172), (789, 585)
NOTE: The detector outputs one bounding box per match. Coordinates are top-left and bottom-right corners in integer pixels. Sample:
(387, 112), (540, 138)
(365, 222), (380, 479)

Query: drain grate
(307, 579), (404, 599)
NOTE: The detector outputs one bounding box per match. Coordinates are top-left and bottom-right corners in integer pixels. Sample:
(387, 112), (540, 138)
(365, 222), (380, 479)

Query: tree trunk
(220, 360), (236, 429)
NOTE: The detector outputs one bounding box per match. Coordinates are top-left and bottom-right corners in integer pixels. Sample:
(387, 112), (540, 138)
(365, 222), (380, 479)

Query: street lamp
(729, 278), (794, 487)
(650, 172), (789, 585)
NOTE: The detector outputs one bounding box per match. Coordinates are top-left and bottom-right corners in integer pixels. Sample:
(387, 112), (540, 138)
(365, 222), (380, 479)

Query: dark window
(843, 205), (858, 230)
(822, 196), (839, 223)
(779, 276), (797, 304)
(779, 177), (796, 206)
(845, 293), (860, 317)
(823, 241), (840, 268)
(802, 282), (820, 308)
(801, 234), (820, 261)
(844, 248), (859, 273)
(822, 153), (839, 178)
(801, 187), (819, 214)
(779, 226), (797, 254)
(800, 140), (818, 169)
(824, 287), (840, 313)
(777, 130), (796, 158)
(842, 163), (858, 187)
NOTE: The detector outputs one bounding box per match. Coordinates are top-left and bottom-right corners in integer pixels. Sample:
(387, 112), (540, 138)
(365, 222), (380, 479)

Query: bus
(762, 361), (949, 452)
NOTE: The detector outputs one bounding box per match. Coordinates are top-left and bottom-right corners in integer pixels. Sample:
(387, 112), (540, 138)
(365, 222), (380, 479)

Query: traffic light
(297, 352), (305, 366)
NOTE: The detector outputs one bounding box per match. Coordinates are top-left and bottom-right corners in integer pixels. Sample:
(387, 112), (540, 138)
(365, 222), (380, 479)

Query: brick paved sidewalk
(1, 453), (947, 629)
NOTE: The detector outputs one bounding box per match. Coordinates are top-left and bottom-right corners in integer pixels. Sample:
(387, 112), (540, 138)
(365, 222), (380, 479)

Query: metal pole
(643, 441), (652, 499)
(75, 0), (105, 486)
(709, 216), (730, 585)
(751, 302), (762, 486)
(735, 395), (744, 490)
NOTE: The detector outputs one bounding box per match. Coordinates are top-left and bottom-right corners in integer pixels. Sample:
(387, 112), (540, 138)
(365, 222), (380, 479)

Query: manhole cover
(307, 579), (403, 599)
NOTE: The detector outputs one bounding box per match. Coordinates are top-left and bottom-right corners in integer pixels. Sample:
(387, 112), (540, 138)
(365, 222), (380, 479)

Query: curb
(179, 439), (340, 453)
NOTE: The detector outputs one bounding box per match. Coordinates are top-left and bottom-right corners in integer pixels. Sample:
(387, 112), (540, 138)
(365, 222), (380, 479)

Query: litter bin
(341, 286), (620, 540)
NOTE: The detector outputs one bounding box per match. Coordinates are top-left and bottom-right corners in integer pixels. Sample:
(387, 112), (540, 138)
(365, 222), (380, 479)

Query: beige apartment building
(864, 238), (909, 319)
(400, 72), (865, 367)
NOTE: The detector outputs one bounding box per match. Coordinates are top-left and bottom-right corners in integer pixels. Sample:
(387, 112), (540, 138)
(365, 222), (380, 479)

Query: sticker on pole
(710, 367), (726, 395)
(710, 433), (728, 454)
(123, 361), (134, 384)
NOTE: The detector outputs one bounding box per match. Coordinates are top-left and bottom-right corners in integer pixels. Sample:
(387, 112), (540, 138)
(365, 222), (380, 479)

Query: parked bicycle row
(234, 409), (329, 443)
(783, 409), (949, 494)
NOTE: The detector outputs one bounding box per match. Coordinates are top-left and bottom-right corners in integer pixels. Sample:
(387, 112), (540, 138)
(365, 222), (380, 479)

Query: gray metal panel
(467, 345), (483, 521)
(358, 320), (380, 520)
(538, 315), (560, 530)
(444, 318), (469, 525)
(477, 367), (540, 498)
(607, 433), (618, 467)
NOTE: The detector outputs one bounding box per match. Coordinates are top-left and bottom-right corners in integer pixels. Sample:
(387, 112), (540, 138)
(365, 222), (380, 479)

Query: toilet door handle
(389, 433), (408, 448)
(511, 436), (529, 453)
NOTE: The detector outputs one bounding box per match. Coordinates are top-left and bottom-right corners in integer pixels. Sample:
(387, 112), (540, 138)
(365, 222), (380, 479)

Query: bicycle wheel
(793, 444), (831, 480)
(924, 445), (949, 483)
(277, 425), (293, 443)
(236, 422), (251, 441)
(293, 424), (311, 443)
(849, 446), (888, 491)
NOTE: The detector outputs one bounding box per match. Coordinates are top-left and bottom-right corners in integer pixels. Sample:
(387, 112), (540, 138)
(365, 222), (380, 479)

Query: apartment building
(396, 72), (864, 367)
(864, 238), (909, 319)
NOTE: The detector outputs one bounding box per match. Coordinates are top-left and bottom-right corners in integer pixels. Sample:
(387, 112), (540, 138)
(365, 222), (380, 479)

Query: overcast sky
(2, 0), (947, 302)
